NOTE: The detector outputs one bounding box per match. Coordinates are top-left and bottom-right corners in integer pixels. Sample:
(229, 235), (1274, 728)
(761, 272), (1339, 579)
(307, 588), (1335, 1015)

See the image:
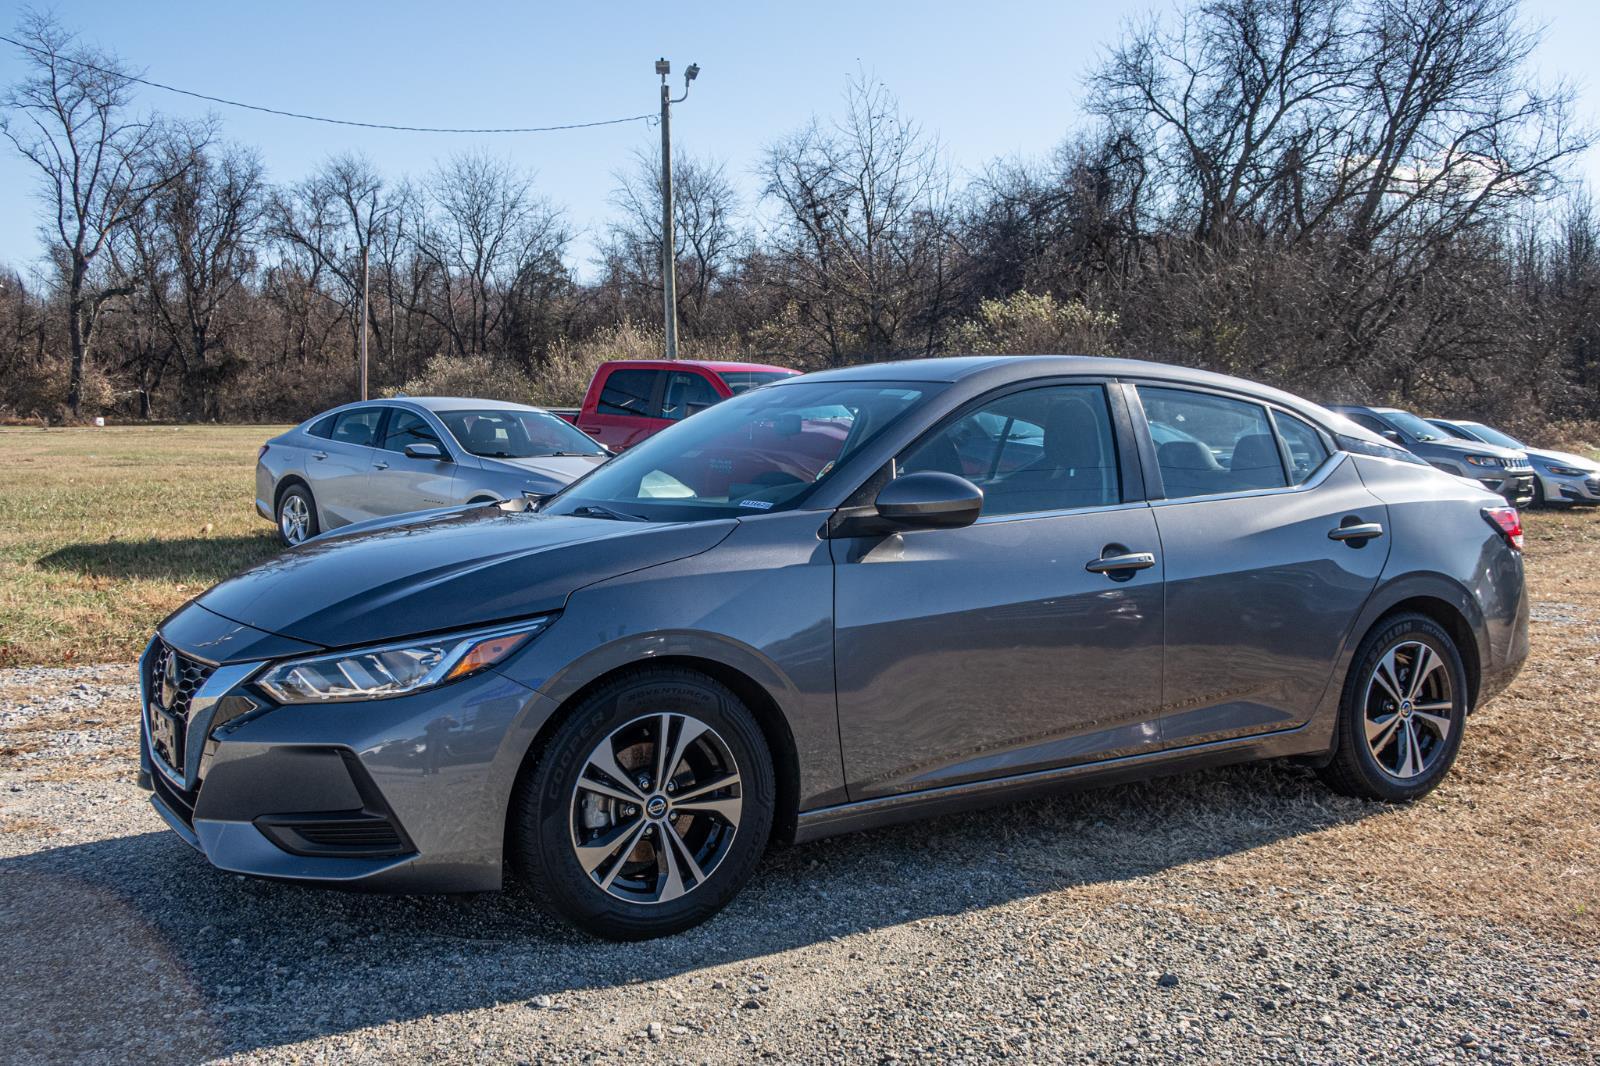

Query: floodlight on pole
(656, 57), (700, 360)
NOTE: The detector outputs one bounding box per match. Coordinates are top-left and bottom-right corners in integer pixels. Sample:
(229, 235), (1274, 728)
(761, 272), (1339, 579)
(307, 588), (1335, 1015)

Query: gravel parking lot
(2, 512), (1597, 1064)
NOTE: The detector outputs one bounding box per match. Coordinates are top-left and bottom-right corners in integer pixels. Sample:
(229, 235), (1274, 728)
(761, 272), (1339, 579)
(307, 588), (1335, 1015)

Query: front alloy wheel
(510, 668), (774, 939)
(570, 713), (744, 905)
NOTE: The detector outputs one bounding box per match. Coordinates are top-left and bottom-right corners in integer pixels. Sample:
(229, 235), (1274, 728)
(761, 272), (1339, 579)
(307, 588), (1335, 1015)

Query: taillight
(1482, 505), (1523, 551)
(258, 444), (269, 460)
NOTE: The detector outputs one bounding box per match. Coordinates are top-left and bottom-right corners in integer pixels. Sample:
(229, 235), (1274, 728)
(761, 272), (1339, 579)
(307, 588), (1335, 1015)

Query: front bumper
(1541, 470), (1600, 504)
(139, 620), (557, 893)
(1475, 472), (1534, 506)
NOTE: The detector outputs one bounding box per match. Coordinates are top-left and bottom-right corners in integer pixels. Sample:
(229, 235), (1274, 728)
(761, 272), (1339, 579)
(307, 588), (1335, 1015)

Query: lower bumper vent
(254, 812), (410, 858)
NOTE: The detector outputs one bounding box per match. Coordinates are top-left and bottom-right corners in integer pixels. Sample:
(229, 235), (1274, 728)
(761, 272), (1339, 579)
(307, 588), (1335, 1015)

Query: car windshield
(544, 380), (934, 522)
(1463, 423), (1524, 450)
(719, 370), (797, 394)
(1382, 409), (1444, 441)
(437, 409), (606, 459)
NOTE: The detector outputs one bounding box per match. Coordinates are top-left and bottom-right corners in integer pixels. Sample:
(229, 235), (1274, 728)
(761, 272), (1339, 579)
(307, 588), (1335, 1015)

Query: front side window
(597, 369), (664, 418)
(437, 409), (606, 459)
(1139, 386), (1286, 498)
(900, 385), (1119, 516)
(545, 381), (934, 522)
(378, 410), (443, 454)
(1271, 410), (1331, 484)
(330, 407), (384, 448)
(1461, 423), (1524, 450)
(661, 371), (722, 421)
(1379, 409), (1445, 441)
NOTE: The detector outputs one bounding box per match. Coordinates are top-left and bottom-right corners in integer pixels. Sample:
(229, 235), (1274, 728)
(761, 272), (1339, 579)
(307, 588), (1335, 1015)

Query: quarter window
(1271, 410), (1330, 484)
(1138, 387), (1287, 498)
(597, 369), (664, 418)
(900, 385), (1120, 517)
(378, 410), (443, 454)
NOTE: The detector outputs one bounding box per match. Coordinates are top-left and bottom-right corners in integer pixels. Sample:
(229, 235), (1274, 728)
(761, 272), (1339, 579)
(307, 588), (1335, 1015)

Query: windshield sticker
(739, 499), (775, 510)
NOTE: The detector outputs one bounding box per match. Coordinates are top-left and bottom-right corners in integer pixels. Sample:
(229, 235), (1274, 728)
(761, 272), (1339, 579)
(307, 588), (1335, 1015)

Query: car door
(833, 381), (1166, 800)
(582, 368), (668, 450)
(305, 406), (386, 528)
(368, 407), (460, 516)
(1130, 384), (1389, 748)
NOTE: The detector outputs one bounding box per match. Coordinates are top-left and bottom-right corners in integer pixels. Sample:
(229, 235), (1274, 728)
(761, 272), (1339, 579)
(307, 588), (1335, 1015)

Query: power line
(0, 33), (656, 134)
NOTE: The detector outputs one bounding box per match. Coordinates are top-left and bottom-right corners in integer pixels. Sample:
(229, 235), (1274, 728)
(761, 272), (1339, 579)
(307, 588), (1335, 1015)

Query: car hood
(197, 507), (737, 649)
(480, 453), (609, 484)
(1425, 439), (1525, 460)
(1526, 447), (1599, 471)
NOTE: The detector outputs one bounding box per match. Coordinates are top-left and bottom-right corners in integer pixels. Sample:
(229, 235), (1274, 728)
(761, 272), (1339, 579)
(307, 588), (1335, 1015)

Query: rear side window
(900, 385), (1120, 517)
(1138, 386), (1287, 498)
(661, 371), (722, 420)
(378, 409), (443, 454)
(1271, 410), (1330, 483)
(307, 414), (336, 439)
(597, 369), (664, 418)
(330, 407), (384, 448)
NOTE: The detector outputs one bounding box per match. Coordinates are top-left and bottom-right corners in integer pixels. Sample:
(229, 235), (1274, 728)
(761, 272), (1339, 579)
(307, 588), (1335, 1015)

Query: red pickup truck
(556, 359), (799, 451)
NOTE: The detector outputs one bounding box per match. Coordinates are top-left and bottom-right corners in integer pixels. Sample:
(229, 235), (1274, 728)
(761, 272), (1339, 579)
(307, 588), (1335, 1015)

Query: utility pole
(359, 243), (370, 400)
(655, 58), (699, 359)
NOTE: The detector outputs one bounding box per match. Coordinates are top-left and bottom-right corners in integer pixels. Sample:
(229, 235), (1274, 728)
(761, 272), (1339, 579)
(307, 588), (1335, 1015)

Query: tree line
(3, 0), (1598, 437)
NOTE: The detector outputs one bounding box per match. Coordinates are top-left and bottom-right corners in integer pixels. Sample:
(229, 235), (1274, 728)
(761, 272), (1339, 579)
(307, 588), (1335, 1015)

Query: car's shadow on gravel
(0, 760), (1378, 1059)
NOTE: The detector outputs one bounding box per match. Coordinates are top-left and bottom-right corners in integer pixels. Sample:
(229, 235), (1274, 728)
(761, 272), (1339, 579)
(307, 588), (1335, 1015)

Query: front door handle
(1328, 521), (1384, 543)
(311, 451), (327, 461)
(1085, 551), (1157, 575)
(373, 461), (389, 470)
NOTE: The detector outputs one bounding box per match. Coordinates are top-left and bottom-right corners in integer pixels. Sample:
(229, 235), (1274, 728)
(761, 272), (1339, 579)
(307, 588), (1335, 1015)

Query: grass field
(0, 425), (288, 666)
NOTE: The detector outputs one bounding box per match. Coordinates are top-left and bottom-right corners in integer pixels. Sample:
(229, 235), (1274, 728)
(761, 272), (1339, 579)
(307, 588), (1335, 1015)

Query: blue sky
(2, 0), (1597, 278)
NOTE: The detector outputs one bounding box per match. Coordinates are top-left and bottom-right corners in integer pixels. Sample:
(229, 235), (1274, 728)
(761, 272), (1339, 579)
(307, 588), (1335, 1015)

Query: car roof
(388, 397), (551, 413)
(598, 359), (798, 374)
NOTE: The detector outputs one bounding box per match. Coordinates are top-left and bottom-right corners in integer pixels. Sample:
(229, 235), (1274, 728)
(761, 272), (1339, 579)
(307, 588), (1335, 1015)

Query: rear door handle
(373, 461), (389, 470)
(1085, 551), (1157, 574)
(311, 451), (327, 461)
(1328, 521), (1384, 543)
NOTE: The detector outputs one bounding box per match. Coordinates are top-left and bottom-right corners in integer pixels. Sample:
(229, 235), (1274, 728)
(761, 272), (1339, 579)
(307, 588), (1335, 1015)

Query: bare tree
(407, 152), (571, 363)
(761, 73), (954, 363)
(1, 11), (198, 416)
(601, 148), (742, 335)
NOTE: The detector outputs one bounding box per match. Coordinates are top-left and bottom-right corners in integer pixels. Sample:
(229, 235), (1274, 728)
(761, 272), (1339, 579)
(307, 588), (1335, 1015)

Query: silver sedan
(256, 397), (609, 545)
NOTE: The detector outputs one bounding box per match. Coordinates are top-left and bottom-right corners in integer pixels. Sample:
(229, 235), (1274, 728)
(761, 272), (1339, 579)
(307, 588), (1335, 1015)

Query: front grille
(1587, 477), (1600, 496)
(146, 640), (216, 777)
(1505, 458), (1533, 473)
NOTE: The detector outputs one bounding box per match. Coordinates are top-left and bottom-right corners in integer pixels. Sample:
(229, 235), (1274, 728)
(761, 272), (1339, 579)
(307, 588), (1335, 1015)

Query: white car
(257, 397), (611, 545)
(1429, 419), (1600, 507)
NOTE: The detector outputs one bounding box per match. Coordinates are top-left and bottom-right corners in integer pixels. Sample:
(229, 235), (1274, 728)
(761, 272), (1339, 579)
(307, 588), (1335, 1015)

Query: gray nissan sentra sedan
(141, 356), (1529, 939)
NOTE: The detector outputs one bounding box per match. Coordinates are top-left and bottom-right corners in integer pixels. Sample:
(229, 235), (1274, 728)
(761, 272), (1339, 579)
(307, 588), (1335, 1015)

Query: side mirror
(404, 443), (445, 460)
(1380, 429), (1403, 444)
(874, 471), (984, 530)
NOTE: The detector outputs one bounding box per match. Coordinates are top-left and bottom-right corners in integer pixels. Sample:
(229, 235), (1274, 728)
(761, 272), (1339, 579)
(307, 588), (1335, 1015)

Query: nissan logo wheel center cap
(645, 796), (669, 819)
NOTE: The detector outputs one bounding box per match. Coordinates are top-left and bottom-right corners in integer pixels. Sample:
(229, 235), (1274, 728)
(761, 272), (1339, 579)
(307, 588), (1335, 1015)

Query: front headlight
(1463, 454), (1503, 468)
(1545, 464), (1592, 477)
(255, 617), (552, 704)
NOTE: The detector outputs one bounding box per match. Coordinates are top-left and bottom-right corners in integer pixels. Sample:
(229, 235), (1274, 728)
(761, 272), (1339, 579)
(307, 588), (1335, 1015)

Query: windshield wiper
(535, 451), (604, 458)
(569, 504), (647, 522)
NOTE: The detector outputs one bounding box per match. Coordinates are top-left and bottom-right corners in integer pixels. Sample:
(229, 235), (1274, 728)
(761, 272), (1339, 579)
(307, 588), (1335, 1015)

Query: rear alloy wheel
(1318, 612), (1468, 801)
(276, 485), (319, 546)
(510, 669), (774, 939)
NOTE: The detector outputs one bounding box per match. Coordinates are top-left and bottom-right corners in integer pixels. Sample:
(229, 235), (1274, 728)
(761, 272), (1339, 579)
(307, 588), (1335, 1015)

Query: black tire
(508, 668), (775, 940)
(1317, 612), (1469, 802)
(275, 483), (319, 546)
(1531, 478), (1547, 508)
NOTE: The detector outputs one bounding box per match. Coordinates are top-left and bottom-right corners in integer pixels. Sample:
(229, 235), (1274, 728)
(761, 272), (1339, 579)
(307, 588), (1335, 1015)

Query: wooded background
(3, 0), (1598, 438)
